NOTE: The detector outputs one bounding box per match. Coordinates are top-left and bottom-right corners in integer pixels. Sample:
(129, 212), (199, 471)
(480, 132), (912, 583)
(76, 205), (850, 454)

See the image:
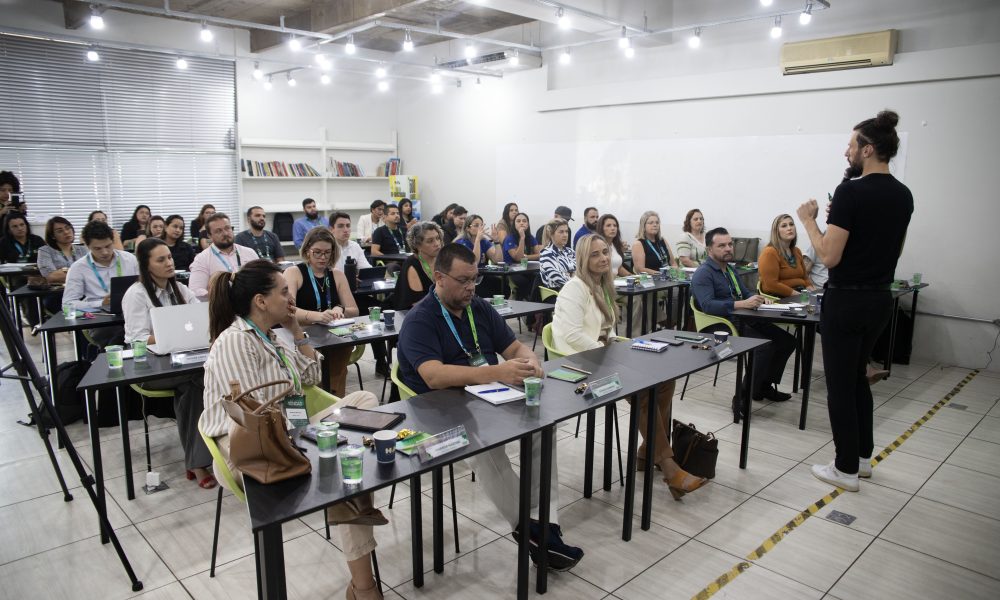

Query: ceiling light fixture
(377, 80), (389, 92)
(200, 23), (213, 42)
(288, 36), (302, 51)
(375, 65), (387, 78)
(688, 27), (702, 49)
(464, 41), (476, 59)
(760, 0), (774, 6)
(264, 76), (273, 91)
(403, 30), (414, 52)
(176, 57), (188, 69)
(559, 48), (571, 65)
(345, 34), (356, 54)
(618, 26), (629, 49)
(252, 62), (263, 80)
(770, 16), (783, 39)
(557, 7), (570, 30)
(320, 73), (331, 85)
(287, 73), (297, 87)
(86, 47), (100, 62)
(624, 42), (635, 58)
(430, 70), (441, 83)
(89, 7), (105, 30)
(509, 49), (520, 66)
(799, 2), (814, 25)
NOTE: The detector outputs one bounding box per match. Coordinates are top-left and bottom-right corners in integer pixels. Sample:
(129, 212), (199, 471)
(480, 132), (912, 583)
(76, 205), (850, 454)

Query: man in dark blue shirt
(397, 243), (584, 572)
(691, 227), (796, 409)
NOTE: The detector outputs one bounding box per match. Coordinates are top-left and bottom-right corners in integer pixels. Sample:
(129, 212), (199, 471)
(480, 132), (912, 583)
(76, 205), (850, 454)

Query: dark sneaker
(374, 361), (389, 377)
(512, 521), (584, 572)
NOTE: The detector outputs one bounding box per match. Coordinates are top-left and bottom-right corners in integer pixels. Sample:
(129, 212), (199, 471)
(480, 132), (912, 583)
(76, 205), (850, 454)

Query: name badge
(284, 394), (309, 429)
(468, 353), (489, 367)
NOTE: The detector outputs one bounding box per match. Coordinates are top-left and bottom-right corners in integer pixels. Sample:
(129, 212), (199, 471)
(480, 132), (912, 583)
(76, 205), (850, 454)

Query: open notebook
(464, 383), (525, 405)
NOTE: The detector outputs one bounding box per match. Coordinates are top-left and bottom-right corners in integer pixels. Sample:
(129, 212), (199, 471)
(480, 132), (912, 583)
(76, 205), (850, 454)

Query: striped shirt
(37, 244), (87, 277)
(539, 243), (576, 289)
(198, 317), (323, 437)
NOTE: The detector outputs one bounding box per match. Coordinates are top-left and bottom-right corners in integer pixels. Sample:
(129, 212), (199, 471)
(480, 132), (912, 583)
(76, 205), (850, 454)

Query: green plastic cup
(339, 444), (364, 484)
(912, 272), (922, 285)
(63, 301), (76, 320)
(524, 377), (542, 407)
(105, 345), (124, 369)
(369, 306), (381, 323)
(132, 339), (147, 363)
(317, 428), (339, 458)
(799, 291), (809, 305)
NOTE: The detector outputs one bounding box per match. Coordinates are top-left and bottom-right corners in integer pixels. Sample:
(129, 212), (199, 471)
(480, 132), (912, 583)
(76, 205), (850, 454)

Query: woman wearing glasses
(283, 227), (359, 396)
(394, 221), (443, 310)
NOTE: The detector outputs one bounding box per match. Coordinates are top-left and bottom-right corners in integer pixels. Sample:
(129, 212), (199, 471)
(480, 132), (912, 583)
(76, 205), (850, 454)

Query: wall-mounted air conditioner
(781, 30), (898, 75)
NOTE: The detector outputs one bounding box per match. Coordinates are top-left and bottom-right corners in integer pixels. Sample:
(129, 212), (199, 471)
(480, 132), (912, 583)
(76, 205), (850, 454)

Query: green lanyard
(418, 255), (434, 280)
(724, 267), (743, 300)
(603, 288), (615, 312)
(243, 318), (301, 392)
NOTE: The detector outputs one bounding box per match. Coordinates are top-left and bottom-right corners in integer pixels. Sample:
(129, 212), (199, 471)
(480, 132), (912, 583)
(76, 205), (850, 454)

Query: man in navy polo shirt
(397, 243), (584, 572)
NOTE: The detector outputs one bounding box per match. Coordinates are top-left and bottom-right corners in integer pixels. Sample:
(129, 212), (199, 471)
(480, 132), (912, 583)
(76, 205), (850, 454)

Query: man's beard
(844, 152), (863, 181)
(306, 210), (318, 219)
(216, 239), (234, 250)
(251, 220), (265, 231)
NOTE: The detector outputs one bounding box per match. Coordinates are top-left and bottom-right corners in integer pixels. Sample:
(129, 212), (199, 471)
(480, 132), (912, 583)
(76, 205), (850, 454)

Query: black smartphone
(674, 332), (709, 343)
(781, 311), (807, 318)
(651, 337), (684, 346)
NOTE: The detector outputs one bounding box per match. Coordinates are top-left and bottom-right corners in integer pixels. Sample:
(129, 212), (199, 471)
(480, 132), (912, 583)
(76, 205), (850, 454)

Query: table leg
(603, 405), (614, 491)
(792, 327), (801, 393)
(626, 296), (634, 338)
(884, 297), (901, 376)
(583, 409), (595, 498)
(640, 294), (649, 335)
(536, 426), (553, 594)
(622, 394), (639, 541)
(116, 387), (135, 500)
(641, 387), (657, 531)
(739, 352), (755, 469)
(255, 524), (287, 600)
(665, 288), (673, 330)
(432, 467), (444, 574)
(45, 331), (58, 412)
(410, 474), (424, 588)
(517, 434), (532, 600)
(798, 324), (817, 430)
(733, 348), (744, 425)
(87, 390), (109, 544)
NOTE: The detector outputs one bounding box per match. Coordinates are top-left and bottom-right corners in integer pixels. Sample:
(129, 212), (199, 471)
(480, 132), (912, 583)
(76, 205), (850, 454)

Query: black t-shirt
(0, 234), (43, 263)
(395, 254), (434, 309)
(294, 263), (341, 312)
(827, 173), (913, 286)
(121, 220), (142, 242)
(168, 240), (197, 271)
(234, 229), (284, 261)
(371, 224), (407, 254)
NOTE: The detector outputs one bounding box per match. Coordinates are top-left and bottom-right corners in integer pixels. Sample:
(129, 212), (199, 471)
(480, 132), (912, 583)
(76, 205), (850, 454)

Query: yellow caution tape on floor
(689, 369), (979, 600)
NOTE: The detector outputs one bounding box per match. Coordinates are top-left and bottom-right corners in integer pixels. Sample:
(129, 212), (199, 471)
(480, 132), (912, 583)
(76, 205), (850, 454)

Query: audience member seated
(500, 202), (519, 237)
(235, 205), (284, 262)
(573, 206), (599, 248)
(0, 170), (24, 221)
(395, 221), (443, 309)
(191, 204), (215, 251)
(187, 213), (259, 296)
(398, 198), (417, 227)
(538, 218), (575, 291)
(120, 204), (151, 246)
(802, 246), (828, 288)
(331, 211), (372, 272)
(631, 210), (676, 275)
(199, 260), (386, 600)
(123, 238), (215, 489)
(64, 220), (139, 347)
(502, 212), (542, 301)
(440, 205), (467, 244)
(535, 206), (573, 245)
(552, 234), (706, 499)
(37, 216), (87, 314)
(292, 198), (328, 249)
(598, 213), (632, 277)
(396, 243), (584, 572)
(0, 212), (45, 325)
(370, 203), (408, 255)
(283, 227), (359, 396)
(691, 228), (796, 409)
(133, 215), (165, 249)
(432, 203), (458, 228)
(161, 215), (197, 271)
(455, 214), (504, 298)
(675, 209), (707, 267)
(87, 210), (124, 250)
(356, 199), (385, 245)
(759, 214), (815, 297)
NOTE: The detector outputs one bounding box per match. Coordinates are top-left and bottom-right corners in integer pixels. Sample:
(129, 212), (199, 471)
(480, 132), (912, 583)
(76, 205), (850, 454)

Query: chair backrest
(198, 427), (246, 503)
(541, 323), (567, 359)
(688, 296), (738, 336)
(346, 345), (366, 365)
(391, 362), (417, 400)
(303, 384), (340, 418)
(538, 286), (560, 303)
(756, 280), (780, 301)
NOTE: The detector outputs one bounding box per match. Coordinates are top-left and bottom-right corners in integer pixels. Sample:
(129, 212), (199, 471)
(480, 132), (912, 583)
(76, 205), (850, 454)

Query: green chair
(683, 296), (739, 399)
(538, 286), (560, 303)
(200, 426), (245, 578)
(129, 384), (174, 475)
(756, 281), (781, 302)
(346, 344), (367, 389)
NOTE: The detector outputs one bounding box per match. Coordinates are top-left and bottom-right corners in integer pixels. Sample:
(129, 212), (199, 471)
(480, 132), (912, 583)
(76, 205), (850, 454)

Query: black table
(1, 264), (42, 331)
(478, 263), (540, 299)
(7, 283), (62, 335)
(76, 353), (205, 542)
(614, 278), (688, 337)
(732, 295), (821, 430)
(886, 283), (928, 376)
(370, 252), (411, 263)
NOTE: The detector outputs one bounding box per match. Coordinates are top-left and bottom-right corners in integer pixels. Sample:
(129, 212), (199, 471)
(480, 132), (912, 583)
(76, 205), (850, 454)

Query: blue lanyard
(644, 239), (666, 265)
(308, 268), (333, 310)
(87, 253), (123, 293)
(211, 246), (241, 272)
(13, 239), (29, 258)
(435, 291), (481, 358)
(243, 318), (301, 392)
(389, 227), (405, 251)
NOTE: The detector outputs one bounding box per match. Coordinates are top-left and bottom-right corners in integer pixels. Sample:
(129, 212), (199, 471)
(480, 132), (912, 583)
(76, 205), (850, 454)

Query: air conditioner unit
(781, 30), (898, 75)
(437, 50), (542, 72)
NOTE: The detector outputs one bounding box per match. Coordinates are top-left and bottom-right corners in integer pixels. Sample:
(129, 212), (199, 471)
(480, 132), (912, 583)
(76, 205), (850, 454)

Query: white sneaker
(858, 457), (873, 478)
(811, 462), (859, 492)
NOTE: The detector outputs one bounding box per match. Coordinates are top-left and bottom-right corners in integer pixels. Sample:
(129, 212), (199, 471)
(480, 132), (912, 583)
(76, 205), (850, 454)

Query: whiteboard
(496, 133), (908, 235)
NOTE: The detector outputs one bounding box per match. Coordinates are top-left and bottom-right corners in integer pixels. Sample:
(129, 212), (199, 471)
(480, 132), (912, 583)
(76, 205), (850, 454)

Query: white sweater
(551, 277), (616, 356)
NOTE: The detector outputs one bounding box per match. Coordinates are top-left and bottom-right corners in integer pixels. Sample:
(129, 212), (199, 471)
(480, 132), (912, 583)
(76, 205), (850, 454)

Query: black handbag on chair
(671, 420), (719, 479)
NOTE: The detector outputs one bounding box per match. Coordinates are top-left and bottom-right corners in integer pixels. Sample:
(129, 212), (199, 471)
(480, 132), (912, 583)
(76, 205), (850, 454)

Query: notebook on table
(147, 303), (211, 355)
(464, 383), (525, 405)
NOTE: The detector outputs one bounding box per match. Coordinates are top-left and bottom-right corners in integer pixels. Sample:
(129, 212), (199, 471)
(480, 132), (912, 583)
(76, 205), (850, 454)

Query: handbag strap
(227, 378), (294, 415)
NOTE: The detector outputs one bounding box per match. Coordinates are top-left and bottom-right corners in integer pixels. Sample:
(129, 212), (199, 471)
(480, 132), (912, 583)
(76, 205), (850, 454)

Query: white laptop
(147, 303), (211, 355)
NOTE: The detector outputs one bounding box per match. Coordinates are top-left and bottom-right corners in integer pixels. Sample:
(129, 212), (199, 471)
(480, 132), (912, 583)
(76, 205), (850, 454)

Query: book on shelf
(376, 158), (402, 177)
(241, 159), (320, 178)
(330, 159), (367, 177)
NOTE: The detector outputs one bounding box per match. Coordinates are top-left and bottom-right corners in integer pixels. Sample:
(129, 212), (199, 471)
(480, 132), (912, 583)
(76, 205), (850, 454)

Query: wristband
(294, 332), (311, 347)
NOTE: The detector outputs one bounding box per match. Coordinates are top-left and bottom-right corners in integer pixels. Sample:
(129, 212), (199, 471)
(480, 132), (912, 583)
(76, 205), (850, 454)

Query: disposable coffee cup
(383, 309), (396, 329)
(713, 331), (730, 345)
(373, 430), (398, 464)
(626, 276), (637, 290)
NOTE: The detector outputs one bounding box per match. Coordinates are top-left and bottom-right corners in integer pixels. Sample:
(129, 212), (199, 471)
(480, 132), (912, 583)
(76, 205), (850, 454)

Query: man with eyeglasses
(396, 243), (585, 573)
(187, 213), (260, 296)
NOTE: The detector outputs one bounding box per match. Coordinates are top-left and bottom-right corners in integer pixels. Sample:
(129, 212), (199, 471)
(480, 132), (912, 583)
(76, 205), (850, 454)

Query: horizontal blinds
(0, 34), (237, 234)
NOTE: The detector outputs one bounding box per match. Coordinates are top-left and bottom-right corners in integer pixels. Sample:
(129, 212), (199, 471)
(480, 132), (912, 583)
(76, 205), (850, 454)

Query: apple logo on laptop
(184, 321), (194, 332)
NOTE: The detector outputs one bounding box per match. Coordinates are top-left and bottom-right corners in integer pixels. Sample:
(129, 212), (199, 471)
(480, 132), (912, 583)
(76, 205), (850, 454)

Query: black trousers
(820, 288), (893, 474)
(738, 322), (797, 397)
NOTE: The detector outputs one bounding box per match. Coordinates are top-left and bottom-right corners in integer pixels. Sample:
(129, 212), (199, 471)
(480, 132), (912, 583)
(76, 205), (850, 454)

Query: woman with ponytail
(199, 259), (387, 600)
(798, 110), (914, 493)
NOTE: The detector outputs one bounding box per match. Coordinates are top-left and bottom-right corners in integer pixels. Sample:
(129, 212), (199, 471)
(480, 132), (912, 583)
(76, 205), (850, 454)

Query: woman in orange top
(759, 214), (815, 297)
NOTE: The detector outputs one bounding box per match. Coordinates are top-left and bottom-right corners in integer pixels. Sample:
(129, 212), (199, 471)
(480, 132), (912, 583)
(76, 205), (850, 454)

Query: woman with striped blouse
(538, 218), (576, 291)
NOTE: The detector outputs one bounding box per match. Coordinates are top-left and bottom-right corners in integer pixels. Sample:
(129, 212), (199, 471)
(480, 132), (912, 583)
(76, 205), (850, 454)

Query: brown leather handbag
(671, 419), (719, 479)
(222, 379), (312, 484)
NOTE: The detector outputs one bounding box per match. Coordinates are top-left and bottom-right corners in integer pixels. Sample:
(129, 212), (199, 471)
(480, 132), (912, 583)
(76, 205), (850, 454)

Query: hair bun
(875, 109), (899, 129)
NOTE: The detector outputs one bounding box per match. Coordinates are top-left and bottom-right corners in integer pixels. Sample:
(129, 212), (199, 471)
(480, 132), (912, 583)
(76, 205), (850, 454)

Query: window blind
(0, 34), (237, 234)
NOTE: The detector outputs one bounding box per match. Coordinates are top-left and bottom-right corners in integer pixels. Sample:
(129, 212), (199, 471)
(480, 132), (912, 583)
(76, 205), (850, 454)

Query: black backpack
(273, 212), (294, 242)
(38, 361), (90, 427)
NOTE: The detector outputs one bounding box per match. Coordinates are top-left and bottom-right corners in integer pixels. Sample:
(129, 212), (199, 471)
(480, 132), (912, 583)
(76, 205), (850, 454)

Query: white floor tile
(969, 415), (1000, 443)
(946, 437), (1000, 478)
(917, 463), (1000, 520)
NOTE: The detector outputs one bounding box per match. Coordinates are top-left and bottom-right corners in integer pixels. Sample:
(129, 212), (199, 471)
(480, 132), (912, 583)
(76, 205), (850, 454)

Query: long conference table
(244, 331), (768, 600)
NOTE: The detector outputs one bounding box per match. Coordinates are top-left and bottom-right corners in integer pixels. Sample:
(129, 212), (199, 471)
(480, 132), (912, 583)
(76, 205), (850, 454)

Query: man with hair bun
(798, 110), (913, 492)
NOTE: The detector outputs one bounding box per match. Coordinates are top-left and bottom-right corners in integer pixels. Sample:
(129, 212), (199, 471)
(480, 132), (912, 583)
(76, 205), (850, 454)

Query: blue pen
(479, 387), (510, 394)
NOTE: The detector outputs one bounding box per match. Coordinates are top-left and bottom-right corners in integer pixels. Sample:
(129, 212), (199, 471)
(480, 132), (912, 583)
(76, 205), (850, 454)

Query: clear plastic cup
(132, 339), (147, 363)
(339, 444), (364, 484)
(317, 428), (339, 458)
(105, 345), (124, 369)
(524, 377), (542, 407)
(63, 302), (76, 320)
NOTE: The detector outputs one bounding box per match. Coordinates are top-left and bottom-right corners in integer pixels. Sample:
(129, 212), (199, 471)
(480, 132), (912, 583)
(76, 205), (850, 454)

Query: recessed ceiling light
(86, 48), (100, 62)
(200, 23), (213, 42)
(176, 57), (188, 69)
(252, 62), (263, 80)
(345, 35), (356, 54)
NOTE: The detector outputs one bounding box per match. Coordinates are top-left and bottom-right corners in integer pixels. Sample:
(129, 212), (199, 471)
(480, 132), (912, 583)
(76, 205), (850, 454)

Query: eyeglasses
(310, 249), (333, 258)
(438, 270), (484, 288)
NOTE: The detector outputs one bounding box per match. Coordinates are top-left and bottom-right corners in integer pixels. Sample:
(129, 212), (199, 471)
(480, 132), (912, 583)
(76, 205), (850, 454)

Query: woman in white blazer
(552, 234), (707, 500)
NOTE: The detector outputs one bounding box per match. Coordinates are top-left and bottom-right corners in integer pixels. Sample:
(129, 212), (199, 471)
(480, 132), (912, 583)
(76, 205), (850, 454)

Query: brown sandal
(665, 469), (708, 501)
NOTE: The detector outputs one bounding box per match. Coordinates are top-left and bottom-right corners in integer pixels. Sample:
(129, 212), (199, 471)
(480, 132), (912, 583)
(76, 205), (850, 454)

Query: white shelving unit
(238, 129), (410, 246)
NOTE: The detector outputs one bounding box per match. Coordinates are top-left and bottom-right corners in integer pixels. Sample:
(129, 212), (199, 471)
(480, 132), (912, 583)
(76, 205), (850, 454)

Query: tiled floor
(2, 326), (1000, 600)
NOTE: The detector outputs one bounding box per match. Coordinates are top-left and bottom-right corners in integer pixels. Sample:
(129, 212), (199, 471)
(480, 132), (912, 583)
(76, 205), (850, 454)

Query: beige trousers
(470, 431), (561, 530)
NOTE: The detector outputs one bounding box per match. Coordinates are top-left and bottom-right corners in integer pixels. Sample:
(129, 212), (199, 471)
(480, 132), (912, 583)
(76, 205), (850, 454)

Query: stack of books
(241, 160), (320, 177)
(330, 159), (365, 177)
(376, 158), (402, 176)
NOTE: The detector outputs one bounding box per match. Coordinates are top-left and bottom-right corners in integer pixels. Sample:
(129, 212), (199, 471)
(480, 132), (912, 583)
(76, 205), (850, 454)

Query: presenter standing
(798, 110), (913, 492)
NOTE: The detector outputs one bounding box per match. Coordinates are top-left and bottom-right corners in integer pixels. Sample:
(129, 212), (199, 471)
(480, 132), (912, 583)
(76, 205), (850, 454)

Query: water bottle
(345, 256), (358, 293)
